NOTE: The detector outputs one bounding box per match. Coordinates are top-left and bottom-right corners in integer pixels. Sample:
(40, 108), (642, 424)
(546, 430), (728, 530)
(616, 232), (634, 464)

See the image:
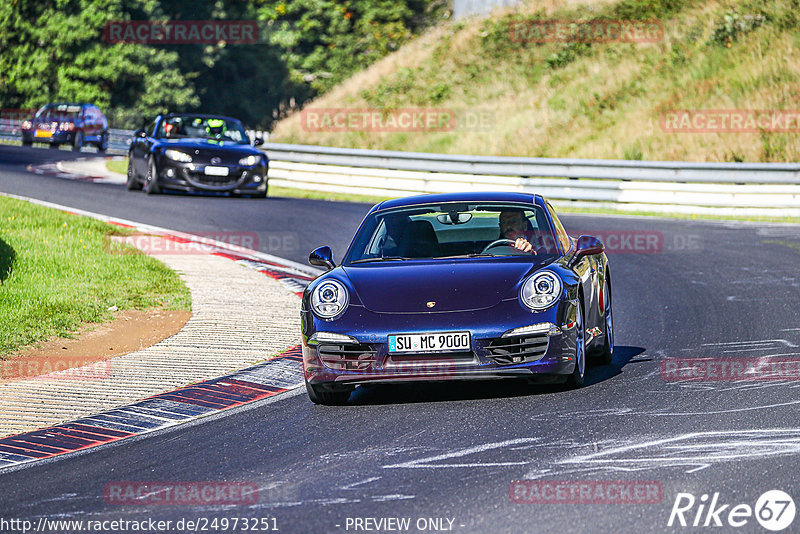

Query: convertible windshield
(157, 115), (249, 144)
(346, 203), (559, 263)
(35, 104), (81, 120)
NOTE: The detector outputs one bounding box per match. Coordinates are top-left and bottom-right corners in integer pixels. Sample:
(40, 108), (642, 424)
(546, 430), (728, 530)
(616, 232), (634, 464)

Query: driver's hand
(514, 238), (537, 254)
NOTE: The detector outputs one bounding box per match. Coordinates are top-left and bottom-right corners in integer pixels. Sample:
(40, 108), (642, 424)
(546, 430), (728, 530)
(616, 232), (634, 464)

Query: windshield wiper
(350, 256), (409, 263)
(433, 253), (496, 259)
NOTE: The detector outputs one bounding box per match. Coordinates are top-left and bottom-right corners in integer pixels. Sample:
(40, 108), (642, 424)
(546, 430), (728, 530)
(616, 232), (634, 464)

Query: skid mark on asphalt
(530, 429), (800, 478)
(0, 347), (304, 471)
(375, 429), (800, 480)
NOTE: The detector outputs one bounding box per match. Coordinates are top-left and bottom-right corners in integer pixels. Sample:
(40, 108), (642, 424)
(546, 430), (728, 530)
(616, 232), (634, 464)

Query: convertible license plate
(388, 331), (470, 353)
(204, 166), (229, 176)
(35, 130), (51, 137)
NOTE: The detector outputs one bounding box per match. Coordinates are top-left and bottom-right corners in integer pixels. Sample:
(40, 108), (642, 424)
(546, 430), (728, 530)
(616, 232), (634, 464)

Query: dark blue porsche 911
(301, 192), (613, 404)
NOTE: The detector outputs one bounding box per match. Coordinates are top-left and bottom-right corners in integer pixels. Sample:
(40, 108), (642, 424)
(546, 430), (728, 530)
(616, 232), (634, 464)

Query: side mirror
(571, 235), (604, 266)
(134, 128), (147, 138)
(253, 137), (264, 146)
(309, 246), (336, 270)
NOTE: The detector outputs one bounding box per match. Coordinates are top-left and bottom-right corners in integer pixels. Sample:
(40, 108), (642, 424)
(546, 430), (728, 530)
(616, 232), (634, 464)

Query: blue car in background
(301, 192), (614, 404)
(21, 103), (109, 152)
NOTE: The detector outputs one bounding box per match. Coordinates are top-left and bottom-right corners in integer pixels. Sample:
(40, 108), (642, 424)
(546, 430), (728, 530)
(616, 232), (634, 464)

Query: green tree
(0, 0), (198, 128)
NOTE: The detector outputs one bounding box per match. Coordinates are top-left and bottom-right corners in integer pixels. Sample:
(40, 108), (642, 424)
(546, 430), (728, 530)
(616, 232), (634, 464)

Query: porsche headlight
(239, 154), (260, 166)
(521, 271), (562, 310)
(165, 149), (192, 162)
(311, 279), (349, 320)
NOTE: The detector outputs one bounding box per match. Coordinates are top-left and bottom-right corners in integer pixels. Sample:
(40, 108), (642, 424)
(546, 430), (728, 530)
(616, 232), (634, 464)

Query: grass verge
(106, 157), (127, 175)
(0, 196), (191, 356)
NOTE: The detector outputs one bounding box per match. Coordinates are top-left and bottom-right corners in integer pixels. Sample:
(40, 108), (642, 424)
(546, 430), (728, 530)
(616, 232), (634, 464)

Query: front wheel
(126, 155), (142, 191)
(144, 159), (160, 195)
(593, 277), (614, 365)
(566, 298), (586, 388)
(96, 132), (108, 153)
(72, 131), (83, 152)
(305, 380), (352, 405)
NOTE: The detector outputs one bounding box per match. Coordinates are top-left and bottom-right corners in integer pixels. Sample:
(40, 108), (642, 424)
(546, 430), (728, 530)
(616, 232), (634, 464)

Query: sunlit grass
(272, 0), (799, 162)
(0, 196), (191, 356)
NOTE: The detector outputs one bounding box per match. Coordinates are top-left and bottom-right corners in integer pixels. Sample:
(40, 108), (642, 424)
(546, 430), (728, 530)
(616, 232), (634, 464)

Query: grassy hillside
(271, 0), (799, 162)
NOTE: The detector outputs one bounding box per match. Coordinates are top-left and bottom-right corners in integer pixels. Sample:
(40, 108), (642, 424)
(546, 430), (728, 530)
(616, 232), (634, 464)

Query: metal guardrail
(262, 143), (800, 216)
(3, 123), (798, 215)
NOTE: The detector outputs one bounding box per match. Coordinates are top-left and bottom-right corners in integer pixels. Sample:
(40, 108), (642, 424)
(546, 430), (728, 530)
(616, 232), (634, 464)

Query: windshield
(157, 115), (248, 144)
(345, 202), (559, 264)
(35, 104), (81, 121)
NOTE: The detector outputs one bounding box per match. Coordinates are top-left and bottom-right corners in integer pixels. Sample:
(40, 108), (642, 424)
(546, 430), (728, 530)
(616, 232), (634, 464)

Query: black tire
(592, 277), (614, 365)
(144, 159), (161, 195)
(305, 380), (352, 405)
(96, 132), (108, 153)
(126, 155), (142, 191)
(566, 298), (586, 388)
(72, 130), (83, 152)
(22, 139), (32, 147)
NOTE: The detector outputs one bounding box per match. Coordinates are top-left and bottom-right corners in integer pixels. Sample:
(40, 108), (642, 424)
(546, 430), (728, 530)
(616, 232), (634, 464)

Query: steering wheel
(482, 239), (516, 253)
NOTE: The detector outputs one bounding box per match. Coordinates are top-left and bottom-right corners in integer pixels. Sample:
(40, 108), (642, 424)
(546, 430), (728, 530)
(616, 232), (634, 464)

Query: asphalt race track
(2, 143), (800, 533)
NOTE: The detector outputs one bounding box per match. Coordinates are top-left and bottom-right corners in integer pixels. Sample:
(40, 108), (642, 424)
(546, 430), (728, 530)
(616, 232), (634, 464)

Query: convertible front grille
(486, 333), (549, 365)
(318, 343), (377, 371)
(184, 169), (241, 186)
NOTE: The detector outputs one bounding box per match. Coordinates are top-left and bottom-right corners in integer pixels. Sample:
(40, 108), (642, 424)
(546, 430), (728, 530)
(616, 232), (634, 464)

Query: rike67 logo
(668, 490), (796, 531)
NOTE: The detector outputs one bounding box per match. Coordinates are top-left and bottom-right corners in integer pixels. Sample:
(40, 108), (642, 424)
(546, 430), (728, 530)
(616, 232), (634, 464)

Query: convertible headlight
(521, 271), (562, 310)
(165, 149), (192, 162)
(311, 279), (349, 320)
(239, 154), (260, 166)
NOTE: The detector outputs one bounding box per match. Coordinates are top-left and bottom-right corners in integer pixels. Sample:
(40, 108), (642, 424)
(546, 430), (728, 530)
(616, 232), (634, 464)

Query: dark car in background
(126, 113), (268, 197)
(21, 103), (109, 151)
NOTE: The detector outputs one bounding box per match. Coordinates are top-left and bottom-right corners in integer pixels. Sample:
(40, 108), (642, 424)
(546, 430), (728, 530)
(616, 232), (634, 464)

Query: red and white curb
(0, 192), (321, 471)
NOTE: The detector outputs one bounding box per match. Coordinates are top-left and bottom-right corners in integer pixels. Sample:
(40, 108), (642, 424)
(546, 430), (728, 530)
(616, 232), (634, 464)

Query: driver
(205, 118), (227, 139)
(163, 120), (179, 138)
(499, 210), (537, 254)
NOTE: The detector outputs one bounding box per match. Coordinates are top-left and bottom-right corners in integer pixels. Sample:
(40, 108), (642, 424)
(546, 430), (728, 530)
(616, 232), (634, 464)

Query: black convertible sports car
(127, 113), (268, 197)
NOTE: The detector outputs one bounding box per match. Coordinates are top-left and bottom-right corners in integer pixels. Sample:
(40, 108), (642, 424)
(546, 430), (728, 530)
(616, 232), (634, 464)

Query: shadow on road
(348, 345), (646, 405)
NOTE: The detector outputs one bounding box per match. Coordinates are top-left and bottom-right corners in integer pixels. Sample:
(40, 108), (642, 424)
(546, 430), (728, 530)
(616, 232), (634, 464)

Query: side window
(546, 201), (571, 254)
(149, 118), (159, 137)
(365, 220), (387, 256)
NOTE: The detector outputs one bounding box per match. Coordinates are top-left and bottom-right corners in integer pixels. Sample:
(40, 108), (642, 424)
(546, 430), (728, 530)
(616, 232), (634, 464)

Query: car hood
(161, 138), (260, 154)
(342, 259), (548, 314)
